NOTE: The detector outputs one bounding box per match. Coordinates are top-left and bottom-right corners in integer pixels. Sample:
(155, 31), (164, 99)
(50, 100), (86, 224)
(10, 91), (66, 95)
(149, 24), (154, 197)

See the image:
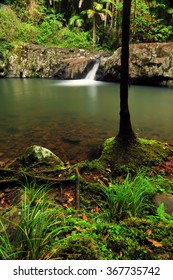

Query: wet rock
(5, 44), (105, 79)
(100, 42), (173, 87)
(153, 193), (173, 215)
(2, 42), (173, 86)
(20, 145), (64, 167)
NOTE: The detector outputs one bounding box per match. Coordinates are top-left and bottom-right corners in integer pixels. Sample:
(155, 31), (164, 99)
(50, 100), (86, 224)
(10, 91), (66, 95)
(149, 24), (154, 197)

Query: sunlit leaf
(87, 9), (95, 18)
(94, 3), (103, 11)
(146, 237), (163, 247)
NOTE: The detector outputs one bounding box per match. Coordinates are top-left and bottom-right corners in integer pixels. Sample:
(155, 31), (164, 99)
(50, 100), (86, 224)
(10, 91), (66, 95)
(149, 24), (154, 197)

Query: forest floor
(1, 150), (173, 260)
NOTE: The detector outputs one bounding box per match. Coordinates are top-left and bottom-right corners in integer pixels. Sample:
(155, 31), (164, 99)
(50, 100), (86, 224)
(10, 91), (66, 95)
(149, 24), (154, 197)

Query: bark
(116, 0), (136, 144)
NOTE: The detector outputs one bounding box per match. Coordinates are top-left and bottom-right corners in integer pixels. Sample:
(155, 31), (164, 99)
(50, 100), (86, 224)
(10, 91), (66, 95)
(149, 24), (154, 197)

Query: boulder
(100, 42), (173, 87)
(153, 192), (173, 215)
(20, 145), (64, 167)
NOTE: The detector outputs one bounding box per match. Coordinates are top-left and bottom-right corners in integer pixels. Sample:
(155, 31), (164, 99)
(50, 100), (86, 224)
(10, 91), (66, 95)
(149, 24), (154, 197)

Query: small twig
(75, 167), (80, 211)
(0, 178), (19, 186)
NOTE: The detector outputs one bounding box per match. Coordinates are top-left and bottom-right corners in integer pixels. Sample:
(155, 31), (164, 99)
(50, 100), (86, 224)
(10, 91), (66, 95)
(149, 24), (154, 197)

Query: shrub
(0, 6), (20, 42)
(16, 23), (39, 43)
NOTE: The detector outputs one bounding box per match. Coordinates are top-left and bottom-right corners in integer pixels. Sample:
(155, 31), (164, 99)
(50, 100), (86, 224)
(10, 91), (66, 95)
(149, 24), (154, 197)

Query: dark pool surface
(0, 78), (173, 163)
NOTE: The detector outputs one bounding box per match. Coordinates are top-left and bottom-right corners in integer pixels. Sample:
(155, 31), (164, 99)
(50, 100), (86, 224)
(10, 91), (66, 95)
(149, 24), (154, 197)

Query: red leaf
(82, 213), (88, 220)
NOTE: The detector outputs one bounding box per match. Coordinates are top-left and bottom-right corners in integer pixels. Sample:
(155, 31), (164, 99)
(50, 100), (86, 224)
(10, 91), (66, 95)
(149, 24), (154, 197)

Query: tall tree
(116, 0), (136, 144)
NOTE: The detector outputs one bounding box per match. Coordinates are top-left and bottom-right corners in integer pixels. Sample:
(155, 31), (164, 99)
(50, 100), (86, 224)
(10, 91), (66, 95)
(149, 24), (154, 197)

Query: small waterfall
(85, 60), (100, 80)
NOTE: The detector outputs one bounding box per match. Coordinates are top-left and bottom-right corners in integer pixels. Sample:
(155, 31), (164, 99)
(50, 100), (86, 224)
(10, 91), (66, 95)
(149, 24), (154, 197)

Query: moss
(99, 137), (170, 173)
(58, 235), (101, 260)
(106, 217), (173, 260)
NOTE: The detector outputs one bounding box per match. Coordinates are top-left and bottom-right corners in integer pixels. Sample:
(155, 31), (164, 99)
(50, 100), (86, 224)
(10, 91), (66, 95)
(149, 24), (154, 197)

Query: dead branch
(75, 167), (80, 211)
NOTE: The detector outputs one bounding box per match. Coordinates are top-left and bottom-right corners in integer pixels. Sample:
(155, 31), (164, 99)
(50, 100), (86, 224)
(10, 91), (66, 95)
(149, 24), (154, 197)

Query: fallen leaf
(146, 237), (163, 247)
(67, 196), (74, 203)
(75, 226), (85, 233)
(0, 193), (5, 199)
(1, 198), (5, 204)
(103, 233), (109, 240)
(95, 205), (100, 213)
(146, 229), (152, 235)
(82, 213), (88, 220)
(146, 246), (153, 253)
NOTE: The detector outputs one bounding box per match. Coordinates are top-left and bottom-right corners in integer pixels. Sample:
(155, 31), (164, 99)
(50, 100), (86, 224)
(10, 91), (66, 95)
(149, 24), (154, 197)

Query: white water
(57, 79), (104, 86)
(57, 60), (101, 86)
(85, 60), (100, 80)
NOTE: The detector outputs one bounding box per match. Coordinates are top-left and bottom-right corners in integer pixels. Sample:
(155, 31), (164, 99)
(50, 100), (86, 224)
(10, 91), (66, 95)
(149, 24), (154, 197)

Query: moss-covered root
(99, 137), (170, 173)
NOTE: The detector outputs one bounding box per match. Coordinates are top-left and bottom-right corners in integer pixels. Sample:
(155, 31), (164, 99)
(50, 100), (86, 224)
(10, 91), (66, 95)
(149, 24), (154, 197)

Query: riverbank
(1, 42), (173, 87)
(1, 138), (173, 260)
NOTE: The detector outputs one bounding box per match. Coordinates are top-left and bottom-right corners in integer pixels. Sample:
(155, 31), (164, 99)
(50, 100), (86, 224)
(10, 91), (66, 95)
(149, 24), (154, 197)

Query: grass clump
(96, 172), (156, 221)
(0, 180), (67, 260)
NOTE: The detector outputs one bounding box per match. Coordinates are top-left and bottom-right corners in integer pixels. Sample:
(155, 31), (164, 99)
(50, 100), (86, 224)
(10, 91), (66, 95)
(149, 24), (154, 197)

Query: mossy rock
(19, 145), (64, 168)
(58, 235), (101, 260)
(99, 137), (170, 173)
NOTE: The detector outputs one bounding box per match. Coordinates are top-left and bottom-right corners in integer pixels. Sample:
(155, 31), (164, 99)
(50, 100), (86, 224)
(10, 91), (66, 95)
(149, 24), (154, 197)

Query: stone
(100, 42), (173, 87)
(153, 193), (173, 215)
(5, 44), (105, 79)
(20, 145), (64, 167)
(1, 42), (173, 87)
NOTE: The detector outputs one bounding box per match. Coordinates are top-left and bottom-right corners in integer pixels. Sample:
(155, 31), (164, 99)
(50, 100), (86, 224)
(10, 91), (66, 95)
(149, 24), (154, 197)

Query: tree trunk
(116, 0), (136, 144)
(93, 14), (97, 44)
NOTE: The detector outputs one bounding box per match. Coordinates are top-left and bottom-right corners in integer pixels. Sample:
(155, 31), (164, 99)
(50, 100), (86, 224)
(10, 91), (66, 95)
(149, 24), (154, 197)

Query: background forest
(0, 0), (173, 55)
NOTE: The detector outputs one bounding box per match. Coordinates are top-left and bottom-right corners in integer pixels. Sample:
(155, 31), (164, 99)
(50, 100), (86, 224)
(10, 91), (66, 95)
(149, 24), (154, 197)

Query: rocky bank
(100, 42), (173, 87)
(0, 42), (173, 87)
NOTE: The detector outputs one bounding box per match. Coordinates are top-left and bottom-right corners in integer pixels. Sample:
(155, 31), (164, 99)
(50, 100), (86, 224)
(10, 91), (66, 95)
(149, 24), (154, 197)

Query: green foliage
(52, 28), (93, 49)
(69, 15), (84, 28)
(148, 203), (173, 225)
(59, 235), (101, 260)
(0, 180), (67, 260)
(98, 172), (156, 221)
(0, 6), (20, 42)
(1, 172), (173, 260)
(106, 217), (173, 259)
(130, 0), (171, 43)
(0, 1), (173, 51)
(16, 23), (39, 43)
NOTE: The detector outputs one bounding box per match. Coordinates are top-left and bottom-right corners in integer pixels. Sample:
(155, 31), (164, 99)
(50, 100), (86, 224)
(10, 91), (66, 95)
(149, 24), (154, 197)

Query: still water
(0, 78), (173, 163)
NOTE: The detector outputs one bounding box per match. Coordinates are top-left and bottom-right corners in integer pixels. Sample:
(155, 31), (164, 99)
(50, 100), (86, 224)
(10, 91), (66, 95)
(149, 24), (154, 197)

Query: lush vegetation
(1, 0), (173, 261)
(0, 0), (173, 55)
(1, 170), (173, 260)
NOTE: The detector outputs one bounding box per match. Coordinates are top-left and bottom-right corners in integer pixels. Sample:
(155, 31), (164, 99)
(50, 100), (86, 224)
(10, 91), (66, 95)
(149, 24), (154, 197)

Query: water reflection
(0, 79), (173, 163)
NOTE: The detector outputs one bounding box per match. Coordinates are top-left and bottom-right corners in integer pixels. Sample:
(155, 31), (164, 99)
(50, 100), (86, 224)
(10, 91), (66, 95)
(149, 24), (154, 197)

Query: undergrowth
(0, 172), (173, 260)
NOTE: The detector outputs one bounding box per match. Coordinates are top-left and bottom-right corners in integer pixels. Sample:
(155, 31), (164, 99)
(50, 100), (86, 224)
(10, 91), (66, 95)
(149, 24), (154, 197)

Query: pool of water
(0, 78), (173, 163)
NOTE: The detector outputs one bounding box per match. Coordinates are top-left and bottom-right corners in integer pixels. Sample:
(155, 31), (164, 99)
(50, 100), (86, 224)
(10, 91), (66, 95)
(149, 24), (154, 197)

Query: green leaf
(87, 9), (95, 18)
(94, 2), (103, 11)
(70, 174), (76, 180)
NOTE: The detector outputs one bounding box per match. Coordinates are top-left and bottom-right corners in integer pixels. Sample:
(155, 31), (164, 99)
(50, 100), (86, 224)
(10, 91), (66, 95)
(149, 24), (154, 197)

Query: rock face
(153, 192), (173, 215)
(100, 42), (173, 87)
(0, 42), (173, 86)
(4, 44), (104, 79)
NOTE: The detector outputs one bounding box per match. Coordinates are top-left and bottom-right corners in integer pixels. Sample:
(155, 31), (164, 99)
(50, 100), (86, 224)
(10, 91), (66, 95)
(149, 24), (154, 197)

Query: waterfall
(85, 60), (100, 80)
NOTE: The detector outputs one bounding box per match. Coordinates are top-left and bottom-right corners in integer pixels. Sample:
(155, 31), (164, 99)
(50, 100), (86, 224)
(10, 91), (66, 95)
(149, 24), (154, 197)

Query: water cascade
(85, 60), (100, 80)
